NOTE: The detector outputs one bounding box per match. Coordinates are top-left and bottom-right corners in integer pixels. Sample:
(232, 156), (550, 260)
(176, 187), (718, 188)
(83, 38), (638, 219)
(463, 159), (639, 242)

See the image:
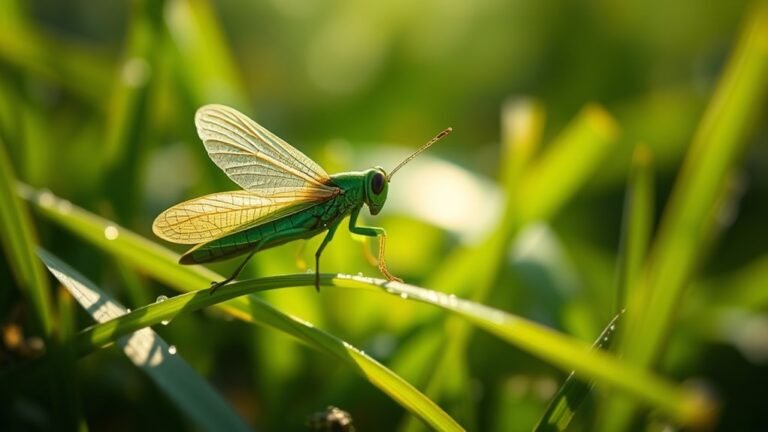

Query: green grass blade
(40, 250), (252, 432)
(606, 3), (768, 429)
(401, 103), (620, 431)
(615, 145), (654, 311)
(102, 0), (164, 221)
(628, 0), (768, 367)
(369, 280), (713, 428)
(19, 184), (716, 427)
(0, 139), (53, 336)
(51, 286), (84, 431)
(533, 311), (623, 432)
(165, 0), (249, 106)
(518, 104), (620, 224)
(20, 185), (463, 432)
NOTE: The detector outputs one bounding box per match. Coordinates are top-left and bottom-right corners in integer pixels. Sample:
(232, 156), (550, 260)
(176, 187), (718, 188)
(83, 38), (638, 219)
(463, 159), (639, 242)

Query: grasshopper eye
(371, 172), (385, 195)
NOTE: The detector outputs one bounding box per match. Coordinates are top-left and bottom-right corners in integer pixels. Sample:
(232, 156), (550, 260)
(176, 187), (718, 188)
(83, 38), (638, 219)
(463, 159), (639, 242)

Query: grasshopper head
(363, 167), (389, 215)
(361, 127), (452, 216)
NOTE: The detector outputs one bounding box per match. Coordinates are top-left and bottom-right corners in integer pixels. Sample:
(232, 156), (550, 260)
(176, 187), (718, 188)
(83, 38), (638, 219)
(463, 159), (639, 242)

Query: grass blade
(627, 0), (768, 368)
(40, 250), (252, 432)
(615, 145), (655, 311)
(102, 0), (164, 221)
(518, 104), (619, 224)
(401, 103), (619, 431)
(605, 3), (768, 429)
(19, 185), (463, 432)
(534, 311), (623, 432)
(0, 138), (53, 336)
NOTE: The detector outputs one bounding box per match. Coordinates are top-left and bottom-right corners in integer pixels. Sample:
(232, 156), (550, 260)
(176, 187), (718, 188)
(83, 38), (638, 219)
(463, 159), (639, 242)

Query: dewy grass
(19, 184), (463, 432)
(19, 185), (716, 428)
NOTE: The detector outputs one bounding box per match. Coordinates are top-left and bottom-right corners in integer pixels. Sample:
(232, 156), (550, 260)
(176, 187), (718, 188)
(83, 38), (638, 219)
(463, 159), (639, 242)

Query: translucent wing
(195, 104), (337, 198)
(152, 191), (322, 244)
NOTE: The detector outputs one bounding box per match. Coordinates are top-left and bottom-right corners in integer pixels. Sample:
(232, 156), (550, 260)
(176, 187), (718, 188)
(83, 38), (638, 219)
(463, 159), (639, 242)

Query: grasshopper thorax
(363, 167), (389, 215)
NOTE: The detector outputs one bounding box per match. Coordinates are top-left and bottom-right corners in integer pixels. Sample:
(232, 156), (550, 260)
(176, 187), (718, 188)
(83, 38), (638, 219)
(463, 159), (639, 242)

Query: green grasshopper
(153, 104), (451, 291)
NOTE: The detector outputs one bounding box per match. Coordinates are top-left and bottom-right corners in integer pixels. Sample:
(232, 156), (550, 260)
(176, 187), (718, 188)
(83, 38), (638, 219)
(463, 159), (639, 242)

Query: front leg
(348, 206), (403, 283)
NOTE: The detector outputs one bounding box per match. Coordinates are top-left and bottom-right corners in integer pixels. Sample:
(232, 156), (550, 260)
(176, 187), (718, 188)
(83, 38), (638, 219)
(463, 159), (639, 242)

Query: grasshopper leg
(210, 248), (258, 293)
(348, 206), (402, 283)
(210, 228), (309, 293)
(314, 222), (340, 291)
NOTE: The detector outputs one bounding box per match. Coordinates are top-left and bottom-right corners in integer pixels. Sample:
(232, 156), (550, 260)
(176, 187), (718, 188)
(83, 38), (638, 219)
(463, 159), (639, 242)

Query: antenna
(386, 127), (452, 181)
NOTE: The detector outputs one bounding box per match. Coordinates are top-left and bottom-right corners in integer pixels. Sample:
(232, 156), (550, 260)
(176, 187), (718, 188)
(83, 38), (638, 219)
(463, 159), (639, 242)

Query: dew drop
(167, 345), (177, 355)
(57, 200), (72, 213)
(38, 190), (55, 207)
(104, 225), (120, 240)
(610, 324), (616, 331)
(155, 295), (172, 325)
(399, 293), (408, 299)
(126, 308), (131, 313)
(447, 294), (458, 307)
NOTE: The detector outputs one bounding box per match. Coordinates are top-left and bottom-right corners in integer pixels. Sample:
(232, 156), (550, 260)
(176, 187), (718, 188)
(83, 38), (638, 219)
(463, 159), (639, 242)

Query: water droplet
(57, 200), (72, 213)
(609, 325), (615, 331)
(448, 294), (458, 306)
(155, 296), (172, 325)
(167, 345), (177, 355)
(104, 225), (119, 240)
(38, 190), (55, 207)
(399, 293), (408, 299)
(126, 308), (131, 313)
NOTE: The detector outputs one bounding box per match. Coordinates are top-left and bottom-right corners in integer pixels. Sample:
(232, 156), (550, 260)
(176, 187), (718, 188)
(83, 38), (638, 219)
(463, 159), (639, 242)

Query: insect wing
(195, 104), (337, 199)
(152, 190), (321, 244)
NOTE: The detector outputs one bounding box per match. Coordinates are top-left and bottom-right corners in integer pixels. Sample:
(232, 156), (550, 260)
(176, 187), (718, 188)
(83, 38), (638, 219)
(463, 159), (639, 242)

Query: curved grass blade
(19, 184), (716, 428)
(19, 185), (463, 432)
(0, 139), (53, 336)
(357, 278), (714, 428)
(534, 311), (624, 432)
(39, 250), (252, 432)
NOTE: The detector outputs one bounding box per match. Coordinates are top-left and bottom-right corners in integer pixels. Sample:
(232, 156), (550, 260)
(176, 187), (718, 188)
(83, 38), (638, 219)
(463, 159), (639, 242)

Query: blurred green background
(1, 0), (767, 430)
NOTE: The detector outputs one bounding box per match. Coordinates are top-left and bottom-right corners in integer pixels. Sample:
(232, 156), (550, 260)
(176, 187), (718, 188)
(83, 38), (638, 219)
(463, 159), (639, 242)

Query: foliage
(2, 0), (767, 431)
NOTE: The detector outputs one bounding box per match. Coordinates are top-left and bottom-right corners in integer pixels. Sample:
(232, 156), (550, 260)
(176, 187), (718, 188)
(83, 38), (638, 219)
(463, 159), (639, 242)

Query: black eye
(371, 172), (385, 195)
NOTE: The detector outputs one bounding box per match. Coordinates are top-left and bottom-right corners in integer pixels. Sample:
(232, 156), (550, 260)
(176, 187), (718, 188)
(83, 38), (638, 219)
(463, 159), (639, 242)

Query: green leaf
(39, 250), (252, 432)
